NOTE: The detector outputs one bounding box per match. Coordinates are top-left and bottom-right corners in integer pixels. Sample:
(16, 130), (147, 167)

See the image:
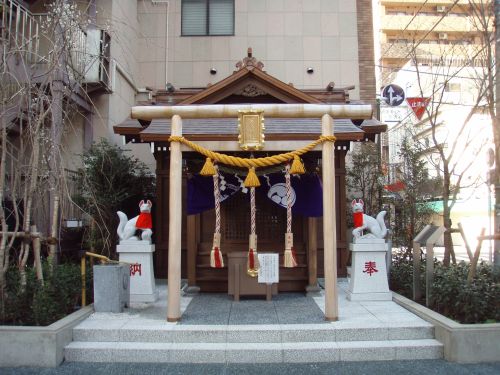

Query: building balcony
(0, 0), (40, 65)
(1, 0), (110, 94)
(381, 0), (476, 5)
(381, 14), (476, 33)
(31, 12), (88, 81)
(381, 42), (483, 61)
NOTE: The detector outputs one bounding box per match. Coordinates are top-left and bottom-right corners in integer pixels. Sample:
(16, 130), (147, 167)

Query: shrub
(389, 249), (425, 300)
(1, 262), (84, 326)
(73, 139), (155, 257)
(391, 257), (500, 324)
(431, 261), (500, 324)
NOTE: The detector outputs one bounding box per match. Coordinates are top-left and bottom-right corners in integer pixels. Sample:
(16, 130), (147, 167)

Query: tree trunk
(0, 104), (8, 298)
(19, 105), (46, 287)
(442, 174), (454, 266)
(48, 16), (66, 268)
(32, 225), (43, 284)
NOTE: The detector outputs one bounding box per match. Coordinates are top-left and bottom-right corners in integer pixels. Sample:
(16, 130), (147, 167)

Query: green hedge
(1, 261), (93, 326)
(431, 262), (500, 324)
(390, 257), (500, 324)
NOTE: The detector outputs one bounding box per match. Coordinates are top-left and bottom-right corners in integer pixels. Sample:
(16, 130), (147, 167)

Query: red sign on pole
(407, 97), (430, 120)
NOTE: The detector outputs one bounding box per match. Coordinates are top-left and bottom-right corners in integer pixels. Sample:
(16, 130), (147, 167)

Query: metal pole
(494, 0), (500, 273)
(81, 256), (86, 307)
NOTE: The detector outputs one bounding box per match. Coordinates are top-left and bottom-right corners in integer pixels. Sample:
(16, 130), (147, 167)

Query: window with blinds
(181, 0), (234, 36)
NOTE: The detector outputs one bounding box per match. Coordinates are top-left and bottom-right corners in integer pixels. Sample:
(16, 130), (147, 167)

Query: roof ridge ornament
(235, 47), (265, 71)
(235, 83), (266, 97)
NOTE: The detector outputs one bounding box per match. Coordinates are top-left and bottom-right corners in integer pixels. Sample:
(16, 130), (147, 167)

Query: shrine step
(65, 339), (443, 363)
(72, 322), (435, 343)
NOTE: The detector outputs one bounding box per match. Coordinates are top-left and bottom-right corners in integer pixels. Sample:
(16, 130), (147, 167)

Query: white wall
(91, 0), (155, 169)
(136, 0), (361, 98)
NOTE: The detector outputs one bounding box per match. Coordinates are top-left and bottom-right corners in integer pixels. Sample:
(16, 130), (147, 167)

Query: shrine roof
(115, 49), (386, 143)
(114, 117), (386, 142)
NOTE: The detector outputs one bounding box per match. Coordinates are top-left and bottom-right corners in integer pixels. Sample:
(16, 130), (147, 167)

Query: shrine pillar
(167, 115), (182, 322)
(322, 114), (339, 321)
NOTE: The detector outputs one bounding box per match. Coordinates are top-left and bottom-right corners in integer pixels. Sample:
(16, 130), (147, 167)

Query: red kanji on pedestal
(363, 261), (378, 276)
(130, 263), (142, 276)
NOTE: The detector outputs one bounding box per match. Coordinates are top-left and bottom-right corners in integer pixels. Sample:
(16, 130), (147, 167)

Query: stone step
(73, 322), (435, 343)
(65, 339), (443, 363)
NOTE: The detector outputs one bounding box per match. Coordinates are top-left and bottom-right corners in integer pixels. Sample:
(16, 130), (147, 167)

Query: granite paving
(179, 292), (326, 325)
(74, 279), (432, 328)
(2, 361), (500, 375)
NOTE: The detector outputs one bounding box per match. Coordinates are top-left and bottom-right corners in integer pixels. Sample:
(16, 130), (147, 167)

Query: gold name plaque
(238, 110), (265, 150)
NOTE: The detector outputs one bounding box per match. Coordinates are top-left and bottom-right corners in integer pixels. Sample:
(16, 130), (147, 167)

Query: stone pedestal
(93, 264), (130, 313)
(347, 238), (392, 301)
(117, 241), (158, 303)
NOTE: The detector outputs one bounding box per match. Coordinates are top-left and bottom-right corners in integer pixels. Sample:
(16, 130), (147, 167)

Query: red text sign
(407, 97), (430, 120)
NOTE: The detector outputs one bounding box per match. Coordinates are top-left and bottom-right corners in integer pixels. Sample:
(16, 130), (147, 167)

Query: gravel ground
(1, 360), (500, 375)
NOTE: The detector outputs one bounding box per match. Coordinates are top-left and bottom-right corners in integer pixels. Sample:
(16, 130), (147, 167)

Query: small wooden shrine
(114, 51), (386, 305)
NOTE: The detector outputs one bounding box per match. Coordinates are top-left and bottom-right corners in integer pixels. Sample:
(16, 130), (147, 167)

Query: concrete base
(393, 293), (500, 363)
(117, 242), (158, 303)
(184, 285), (201, 295)
(346, 291), (392, 301)
(93, 264), (130, 313)
(0, 305), (93, 367)
(347, 238), (391, 301)
(305, 284), (321, 297)
(65, 280), (444, 364)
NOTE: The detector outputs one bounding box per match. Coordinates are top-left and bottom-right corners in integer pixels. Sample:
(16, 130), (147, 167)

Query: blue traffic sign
(381, 84), (405, 106)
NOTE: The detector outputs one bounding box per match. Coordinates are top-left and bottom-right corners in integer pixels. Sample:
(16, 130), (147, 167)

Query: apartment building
(375, 0), (494, 258)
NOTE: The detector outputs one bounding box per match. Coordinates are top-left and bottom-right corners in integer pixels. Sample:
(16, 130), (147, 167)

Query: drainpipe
(151, 0), (170, 89)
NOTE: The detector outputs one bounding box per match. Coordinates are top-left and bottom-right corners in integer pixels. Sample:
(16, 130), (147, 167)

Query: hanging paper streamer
(284, 165), (298, 267)
(247, 187), (260, 277)
(210, 166), (224, 268)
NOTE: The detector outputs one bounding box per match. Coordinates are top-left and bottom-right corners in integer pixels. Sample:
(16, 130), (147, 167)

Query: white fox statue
(117, 200), (153, 243)
(351, 199), (387, 239)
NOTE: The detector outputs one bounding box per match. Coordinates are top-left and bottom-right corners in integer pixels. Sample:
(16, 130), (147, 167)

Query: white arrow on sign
(387, 86), (402, 105)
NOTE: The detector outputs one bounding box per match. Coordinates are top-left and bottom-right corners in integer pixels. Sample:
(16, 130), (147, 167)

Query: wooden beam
(132, 104), (373, 121)
(140, 134), (364, 144)
(167, 115), (182, 322)
(186, 214), (197, 287)
(477, 233), (500, 241)
(307, 217), (318, 289)
(322, 114), (338, 321)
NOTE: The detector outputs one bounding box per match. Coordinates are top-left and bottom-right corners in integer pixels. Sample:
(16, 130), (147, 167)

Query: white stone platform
(65, 280), (442, 363)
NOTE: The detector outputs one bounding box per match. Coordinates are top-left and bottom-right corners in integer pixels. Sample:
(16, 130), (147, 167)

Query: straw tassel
(200, 158), (216, 176)
(244, 167), (260, 187)
(284, 232), (298, 268)
(290, 155), (305, 175)
(284, 248), (298, 268)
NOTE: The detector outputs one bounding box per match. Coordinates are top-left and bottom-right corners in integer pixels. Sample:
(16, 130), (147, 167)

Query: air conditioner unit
(438, 33), (448, 40)
(84, 28), (111, 92)
(436, 5), (446, 12)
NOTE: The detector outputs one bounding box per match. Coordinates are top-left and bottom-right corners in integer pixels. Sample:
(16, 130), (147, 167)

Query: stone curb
(0, 305), (94, 367)
(392, 292), (500, 363)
